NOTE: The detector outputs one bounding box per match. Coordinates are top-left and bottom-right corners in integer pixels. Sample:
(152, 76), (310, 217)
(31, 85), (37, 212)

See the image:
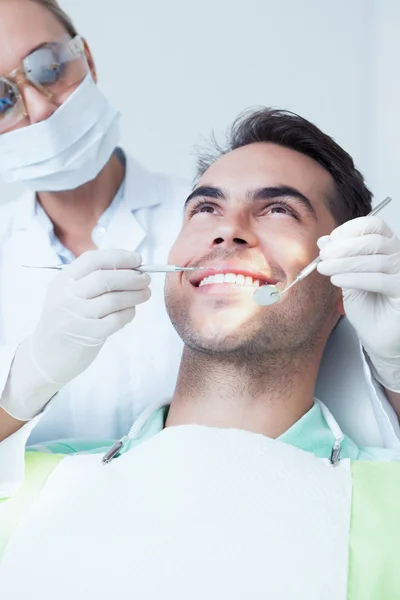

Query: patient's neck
(166, 347), (322, 438)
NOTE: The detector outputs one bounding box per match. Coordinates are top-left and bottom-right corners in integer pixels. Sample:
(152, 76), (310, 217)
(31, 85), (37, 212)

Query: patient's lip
(189, 262), (278, 287)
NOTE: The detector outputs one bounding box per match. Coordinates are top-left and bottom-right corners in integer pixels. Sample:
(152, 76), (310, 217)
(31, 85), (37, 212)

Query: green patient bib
(348, 461), (400, 599)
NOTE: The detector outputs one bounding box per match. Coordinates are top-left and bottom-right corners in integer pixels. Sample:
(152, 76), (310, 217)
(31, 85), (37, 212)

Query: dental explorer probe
(21, 264), (207, 273)
(253, 196), (393, 307)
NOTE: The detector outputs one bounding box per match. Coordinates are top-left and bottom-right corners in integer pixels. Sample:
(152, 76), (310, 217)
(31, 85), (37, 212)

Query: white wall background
(1, 0), (399, 233)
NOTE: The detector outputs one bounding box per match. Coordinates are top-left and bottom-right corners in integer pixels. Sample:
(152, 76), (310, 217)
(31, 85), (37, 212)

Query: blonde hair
(28, 0), (78, 37)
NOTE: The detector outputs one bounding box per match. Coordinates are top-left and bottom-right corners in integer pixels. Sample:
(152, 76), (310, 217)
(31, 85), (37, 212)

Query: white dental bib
(0, 426), (352, 600)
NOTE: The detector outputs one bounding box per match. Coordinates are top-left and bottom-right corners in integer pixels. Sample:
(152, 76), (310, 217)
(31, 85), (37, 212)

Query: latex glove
(1, 249), (151, 420)
(1, 249), (151, 421)
(317, 216), (400, 392)
(27, 249), (151, 387)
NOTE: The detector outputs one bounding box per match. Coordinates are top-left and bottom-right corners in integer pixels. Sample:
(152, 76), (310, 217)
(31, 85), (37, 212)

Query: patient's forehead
(196, 142), (334, 207)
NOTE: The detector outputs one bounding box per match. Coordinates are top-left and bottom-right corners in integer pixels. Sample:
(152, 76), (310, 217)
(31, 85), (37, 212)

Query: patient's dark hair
(197, 108), (372, 225)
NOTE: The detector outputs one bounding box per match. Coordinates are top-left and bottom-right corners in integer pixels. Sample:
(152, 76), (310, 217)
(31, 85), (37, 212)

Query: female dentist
(0, 0), (187, 442)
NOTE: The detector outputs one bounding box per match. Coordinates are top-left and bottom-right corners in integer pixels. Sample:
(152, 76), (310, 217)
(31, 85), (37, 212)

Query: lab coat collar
(10, 149), (161, 232)
(10, 150), (163, 258)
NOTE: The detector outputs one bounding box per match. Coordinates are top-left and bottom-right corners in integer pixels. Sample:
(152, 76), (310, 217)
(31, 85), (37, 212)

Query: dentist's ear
(82, 38), (97, 83)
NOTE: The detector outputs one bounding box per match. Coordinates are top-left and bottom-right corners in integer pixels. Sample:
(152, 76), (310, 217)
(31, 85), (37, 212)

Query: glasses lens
(0, 78), (24, 133)
(0, 78), (17, 116)
(23, 36), (88, 93)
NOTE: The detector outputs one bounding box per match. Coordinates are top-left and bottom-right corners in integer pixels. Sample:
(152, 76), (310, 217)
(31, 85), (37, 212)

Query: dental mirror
(253, 284), (283, 306)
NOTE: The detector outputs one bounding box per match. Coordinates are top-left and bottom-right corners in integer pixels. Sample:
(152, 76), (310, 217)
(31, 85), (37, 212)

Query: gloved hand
(0, 250), (151, 421)
(31, 249), (151, 385)
(317, 216), (400, 393)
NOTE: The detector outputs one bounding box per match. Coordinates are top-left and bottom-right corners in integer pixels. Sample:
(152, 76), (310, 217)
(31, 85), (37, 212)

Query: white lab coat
(0, 152), (399, 446)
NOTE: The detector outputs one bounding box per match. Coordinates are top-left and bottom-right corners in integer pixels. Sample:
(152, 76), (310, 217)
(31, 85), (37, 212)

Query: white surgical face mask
(0, 74), (120, 192)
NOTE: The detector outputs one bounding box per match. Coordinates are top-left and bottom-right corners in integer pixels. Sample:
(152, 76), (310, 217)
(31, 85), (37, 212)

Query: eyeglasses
(0, 35), (88, 134)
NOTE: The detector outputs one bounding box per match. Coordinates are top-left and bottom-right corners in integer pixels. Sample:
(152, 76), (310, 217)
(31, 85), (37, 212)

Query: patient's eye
(269, 205), (289, 214)
(188, 200), (219, 217)
(261, 202), (299, 220)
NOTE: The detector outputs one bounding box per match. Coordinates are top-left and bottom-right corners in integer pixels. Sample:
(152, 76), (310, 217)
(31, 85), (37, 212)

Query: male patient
(1, 109), (400, 600)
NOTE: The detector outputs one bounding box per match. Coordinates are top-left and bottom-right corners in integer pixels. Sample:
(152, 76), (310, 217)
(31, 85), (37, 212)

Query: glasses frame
(0, 35), (86, 122)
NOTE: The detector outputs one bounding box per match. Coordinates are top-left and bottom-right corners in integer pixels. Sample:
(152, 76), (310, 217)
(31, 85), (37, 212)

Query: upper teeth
(199, 273), (261, 287)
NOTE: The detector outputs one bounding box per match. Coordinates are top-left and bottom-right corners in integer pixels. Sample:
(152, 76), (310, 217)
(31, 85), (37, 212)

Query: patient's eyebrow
(184, 184), (317, 220)
(250, 186), (317, 220)
(184, 186), (226, 209)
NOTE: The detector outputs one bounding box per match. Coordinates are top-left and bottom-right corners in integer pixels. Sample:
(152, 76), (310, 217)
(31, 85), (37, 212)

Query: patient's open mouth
(189, 266), (278, 289)
(199, 273), (262, 288)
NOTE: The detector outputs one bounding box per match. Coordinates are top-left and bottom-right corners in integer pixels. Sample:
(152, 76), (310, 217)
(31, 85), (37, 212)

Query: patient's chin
(184, 332), (248, 355)
(193, 309), (254, 339)
(180, 317), (263, 356)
